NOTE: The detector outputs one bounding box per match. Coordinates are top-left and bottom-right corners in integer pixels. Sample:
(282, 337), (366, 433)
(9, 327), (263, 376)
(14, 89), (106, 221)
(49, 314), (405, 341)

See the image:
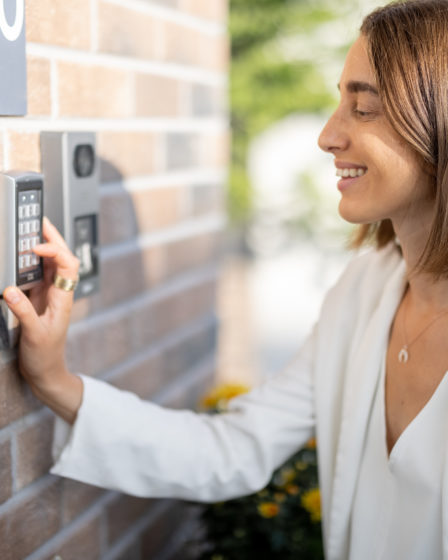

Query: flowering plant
(191, 384), (324, 560)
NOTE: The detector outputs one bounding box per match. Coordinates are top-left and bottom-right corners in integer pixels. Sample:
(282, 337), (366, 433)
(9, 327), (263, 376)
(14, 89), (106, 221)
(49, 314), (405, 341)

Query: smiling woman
(318, 35), (434, 238)
(3, 2), (448, 560)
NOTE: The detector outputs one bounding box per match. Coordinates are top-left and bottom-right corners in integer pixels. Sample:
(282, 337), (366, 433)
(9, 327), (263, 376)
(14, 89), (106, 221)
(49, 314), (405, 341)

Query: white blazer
(50, 243), (448, 560)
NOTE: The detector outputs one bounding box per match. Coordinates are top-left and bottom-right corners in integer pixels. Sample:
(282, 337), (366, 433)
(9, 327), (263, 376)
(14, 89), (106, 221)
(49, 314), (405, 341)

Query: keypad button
(19, 206), (25, 219)
(19, 256), (25, 270)
(34, 203), (40, 216)
(31, 236), (39, 248)
(24, 255), (31, 267)
(31, 254), (39, 266)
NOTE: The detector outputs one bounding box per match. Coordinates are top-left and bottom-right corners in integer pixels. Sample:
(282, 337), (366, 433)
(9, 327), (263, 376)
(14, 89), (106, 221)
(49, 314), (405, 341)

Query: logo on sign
(0, 0), (23, 42)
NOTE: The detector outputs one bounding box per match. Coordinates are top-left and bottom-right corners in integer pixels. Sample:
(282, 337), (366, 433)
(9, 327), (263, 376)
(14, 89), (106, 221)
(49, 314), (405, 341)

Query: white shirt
(349, 356), (448, 559)
(50, 245), (448, 559)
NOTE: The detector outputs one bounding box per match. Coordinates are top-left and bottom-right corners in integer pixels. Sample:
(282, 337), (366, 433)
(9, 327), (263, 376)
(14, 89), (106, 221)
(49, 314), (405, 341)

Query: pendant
(398, 346), (409, 363)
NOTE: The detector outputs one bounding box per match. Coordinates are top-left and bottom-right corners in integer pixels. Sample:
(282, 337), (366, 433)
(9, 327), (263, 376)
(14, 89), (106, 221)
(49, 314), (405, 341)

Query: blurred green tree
(228, 0), (353, 225)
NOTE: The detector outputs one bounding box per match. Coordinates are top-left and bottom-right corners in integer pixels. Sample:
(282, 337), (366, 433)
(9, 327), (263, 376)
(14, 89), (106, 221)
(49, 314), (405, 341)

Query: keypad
(18, 190), (41, 273)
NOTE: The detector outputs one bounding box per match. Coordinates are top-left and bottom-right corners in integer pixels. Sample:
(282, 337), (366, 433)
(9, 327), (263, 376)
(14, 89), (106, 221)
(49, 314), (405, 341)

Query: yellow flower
(294, 460), (308, 471)
(200, 383), (250, 411)
(301, 488), (321, 522)
(258, 502), (280, 518)
(280, 467), (296, 484)
(285, 484), (300, 496)
(274, 492), (286, 503)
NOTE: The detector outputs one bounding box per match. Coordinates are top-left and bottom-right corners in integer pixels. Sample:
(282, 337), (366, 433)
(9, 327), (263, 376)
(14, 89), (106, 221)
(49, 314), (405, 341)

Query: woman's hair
(354, 0), (448, 277)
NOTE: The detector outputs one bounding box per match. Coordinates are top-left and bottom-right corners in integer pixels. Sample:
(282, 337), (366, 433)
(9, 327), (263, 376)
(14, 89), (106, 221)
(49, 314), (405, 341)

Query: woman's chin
(338, 200), (377, 225)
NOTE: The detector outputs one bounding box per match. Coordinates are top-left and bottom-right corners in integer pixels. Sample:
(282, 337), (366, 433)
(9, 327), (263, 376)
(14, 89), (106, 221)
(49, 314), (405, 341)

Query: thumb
(3, 287), (42, 335)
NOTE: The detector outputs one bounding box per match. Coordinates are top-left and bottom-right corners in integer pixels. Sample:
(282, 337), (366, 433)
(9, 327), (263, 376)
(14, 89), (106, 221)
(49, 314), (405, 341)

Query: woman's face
(318, 35), (433, 231)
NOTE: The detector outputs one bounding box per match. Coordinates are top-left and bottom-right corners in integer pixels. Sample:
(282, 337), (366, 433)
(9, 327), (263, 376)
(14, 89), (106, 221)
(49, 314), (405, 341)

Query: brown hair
(354, 0), (448, 276)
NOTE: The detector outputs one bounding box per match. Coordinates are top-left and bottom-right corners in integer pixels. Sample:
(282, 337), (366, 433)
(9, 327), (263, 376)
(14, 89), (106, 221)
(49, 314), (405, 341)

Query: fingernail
(4, 288), (21, 304)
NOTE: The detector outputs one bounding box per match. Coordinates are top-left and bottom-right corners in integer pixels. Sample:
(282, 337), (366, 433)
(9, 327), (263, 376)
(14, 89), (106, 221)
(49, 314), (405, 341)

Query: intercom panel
(0, 171), (44, 293)
(41, 131), (99, 299)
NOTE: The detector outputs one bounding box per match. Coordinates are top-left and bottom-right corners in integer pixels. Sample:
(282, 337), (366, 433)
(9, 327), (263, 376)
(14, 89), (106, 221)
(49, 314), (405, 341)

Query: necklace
(398, 294), (448, 363)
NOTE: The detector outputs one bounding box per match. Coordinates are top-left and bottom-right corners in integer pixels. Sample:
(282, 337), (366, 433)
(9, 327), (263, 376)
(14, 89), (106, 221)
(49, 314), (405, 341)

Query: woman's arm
(3, 217), (83, 424)
(4, 217), (316, 501)
(50, 331), (316, 502)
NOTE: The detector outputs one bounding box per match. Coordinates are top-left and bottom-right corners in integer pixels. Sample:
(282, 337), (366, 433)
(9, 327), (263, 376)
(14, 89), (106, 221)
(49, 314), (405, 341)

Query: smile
(336, 168), (367, 178)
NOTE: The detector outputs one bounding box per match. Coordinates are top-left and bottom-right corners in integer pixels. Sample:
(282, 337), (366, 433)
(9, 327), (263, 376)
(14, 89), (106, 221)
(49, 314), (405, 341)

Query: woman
(4, 1), (448, 558)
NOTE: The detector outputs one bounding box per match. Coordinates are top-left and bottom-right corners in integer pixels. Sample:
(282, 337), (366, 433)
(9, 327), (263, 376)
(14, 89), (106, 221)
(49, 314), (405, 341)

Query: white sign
(0, 0), (27, 115)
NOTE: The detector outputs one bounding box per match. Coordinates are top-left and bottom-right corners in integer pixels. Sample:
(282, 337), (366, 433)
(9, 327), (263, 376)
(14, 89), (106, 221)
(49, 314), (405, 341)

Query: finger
(42, 217), (70, 250)
(3, 287), (43, 336)
(33, 242), (79, 280)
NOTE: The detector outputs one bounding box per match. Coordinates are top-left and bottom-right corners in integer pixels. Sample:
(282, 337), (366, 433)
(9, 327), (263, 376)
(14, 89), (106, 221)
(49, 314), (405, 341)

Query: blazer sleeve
(50, 329), (316, 502)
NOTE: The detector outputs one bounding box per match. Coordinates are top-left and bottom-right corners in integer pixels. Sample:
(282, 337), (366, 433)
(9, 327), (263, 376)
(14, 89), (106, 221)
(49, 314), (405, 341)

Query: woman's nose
(318, 110), (349, 154)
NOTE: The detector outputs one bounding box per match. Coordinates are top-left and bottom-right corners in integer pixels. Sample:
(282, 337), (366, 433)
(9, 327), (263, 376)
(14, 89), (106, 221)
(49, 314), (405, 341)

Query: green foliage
(228, 0), (349, 224)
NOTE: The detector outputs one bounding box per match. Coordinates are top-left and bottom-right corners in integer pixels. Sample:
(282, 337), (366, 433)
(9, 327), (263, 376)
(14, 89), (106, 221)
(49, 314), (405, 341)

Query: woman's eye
(353, 107), (377, 120)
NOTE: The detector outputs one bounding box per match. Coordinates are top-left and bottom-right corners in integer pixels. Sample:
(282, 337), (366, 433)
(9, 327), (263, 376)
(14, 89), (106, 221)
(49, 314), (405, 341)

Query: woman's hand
(3, 217), (83, 424)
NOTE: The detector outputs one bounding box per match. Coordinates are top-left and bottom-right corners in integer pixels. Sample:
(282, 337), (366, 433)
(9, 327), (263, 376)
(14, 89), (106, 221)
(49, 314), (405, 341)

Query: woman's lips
(335, 166), (367, 191)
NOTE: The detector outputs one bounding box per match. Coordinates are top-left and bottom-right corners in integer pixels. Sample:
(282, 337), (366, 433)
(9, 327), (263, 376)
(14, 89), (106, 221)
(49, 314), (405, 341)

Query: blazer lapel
(327, 260), (407, 560)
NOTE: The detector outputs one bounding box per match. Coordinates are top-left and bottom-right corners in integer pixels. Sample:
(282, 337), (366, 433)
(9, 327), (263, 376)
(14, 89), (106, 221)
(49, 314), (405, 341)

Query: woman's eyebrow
(337, 80), (379, 95)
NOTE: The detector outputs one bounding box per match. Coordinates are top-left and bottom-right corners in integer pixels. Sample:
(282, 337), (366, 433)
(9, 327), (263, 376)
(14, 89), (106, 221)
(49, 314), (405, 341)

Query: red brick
(98, 2), (161, 60)
(111, 354), (164, 399)
(61, 479), (105, 525)
(107, 494), (155, 545)
(26, 0), (91, 50)
(165, 133), (201, 170)
(99, 188), (138, 246)
(41, 516), (102, 560)
(0, 361), (41, 430)
(7, 132), (41, 172)
(160, 323), (216, 382)
(26, 57), (52, 116)
(140, 501), (196, 559)
(134, 187), (184, 232)
(191, 83), (227, 117)
(135, 74), (181, 117)
(203, 131), (230, 168)
(110, 540), (141, 560)
(133, 280), (216, 350)
(99, 186), (184, 246)
(16, 416), (53, 490)
(164, 24), (228, 70)
(58, 63), (133, 118)
(164, 23), (201, 66)
(180, 0), (228, 21)
(96, 232), (220, 309)
(188, 183), (224, 216)
(0, 440), (12, 505)
(66, 313), (133, 377)
(98, 132), (159, 181)
(0, 479), (62, 560)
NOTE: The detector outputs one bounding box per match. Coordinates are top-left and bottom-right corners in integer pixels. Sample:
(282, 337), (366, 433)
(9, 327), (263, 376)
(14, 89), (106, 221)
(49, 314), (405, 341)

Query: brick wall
(0, 1), (228, 558)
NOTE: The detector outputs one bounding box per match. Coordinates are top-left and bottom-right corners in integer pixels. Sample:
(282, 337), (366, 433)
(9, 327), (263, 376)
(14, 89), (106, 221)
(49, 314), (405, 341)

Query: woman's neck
(395, 221), (448, 312)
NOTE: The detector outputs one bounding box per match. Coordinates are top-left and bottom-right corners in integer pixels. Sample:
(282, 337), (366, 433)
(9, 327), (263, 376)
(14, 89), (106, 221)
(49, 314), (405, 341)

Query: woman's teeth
(336, 168), (366, 178)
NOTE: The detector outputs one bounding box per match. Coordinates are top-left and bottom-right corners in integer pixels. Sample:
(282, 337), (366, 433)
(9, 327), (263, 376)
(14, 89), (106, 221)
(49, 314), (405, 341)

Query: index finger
(42, 217), (70, 250)
(33, 242), (79, 281)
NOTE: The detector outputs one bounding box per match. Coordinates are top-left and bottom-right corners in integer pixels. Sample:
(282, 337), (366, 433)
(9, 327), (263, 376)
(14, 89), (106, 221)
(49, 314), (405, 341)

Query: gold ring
(53, 274), (79, 292)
